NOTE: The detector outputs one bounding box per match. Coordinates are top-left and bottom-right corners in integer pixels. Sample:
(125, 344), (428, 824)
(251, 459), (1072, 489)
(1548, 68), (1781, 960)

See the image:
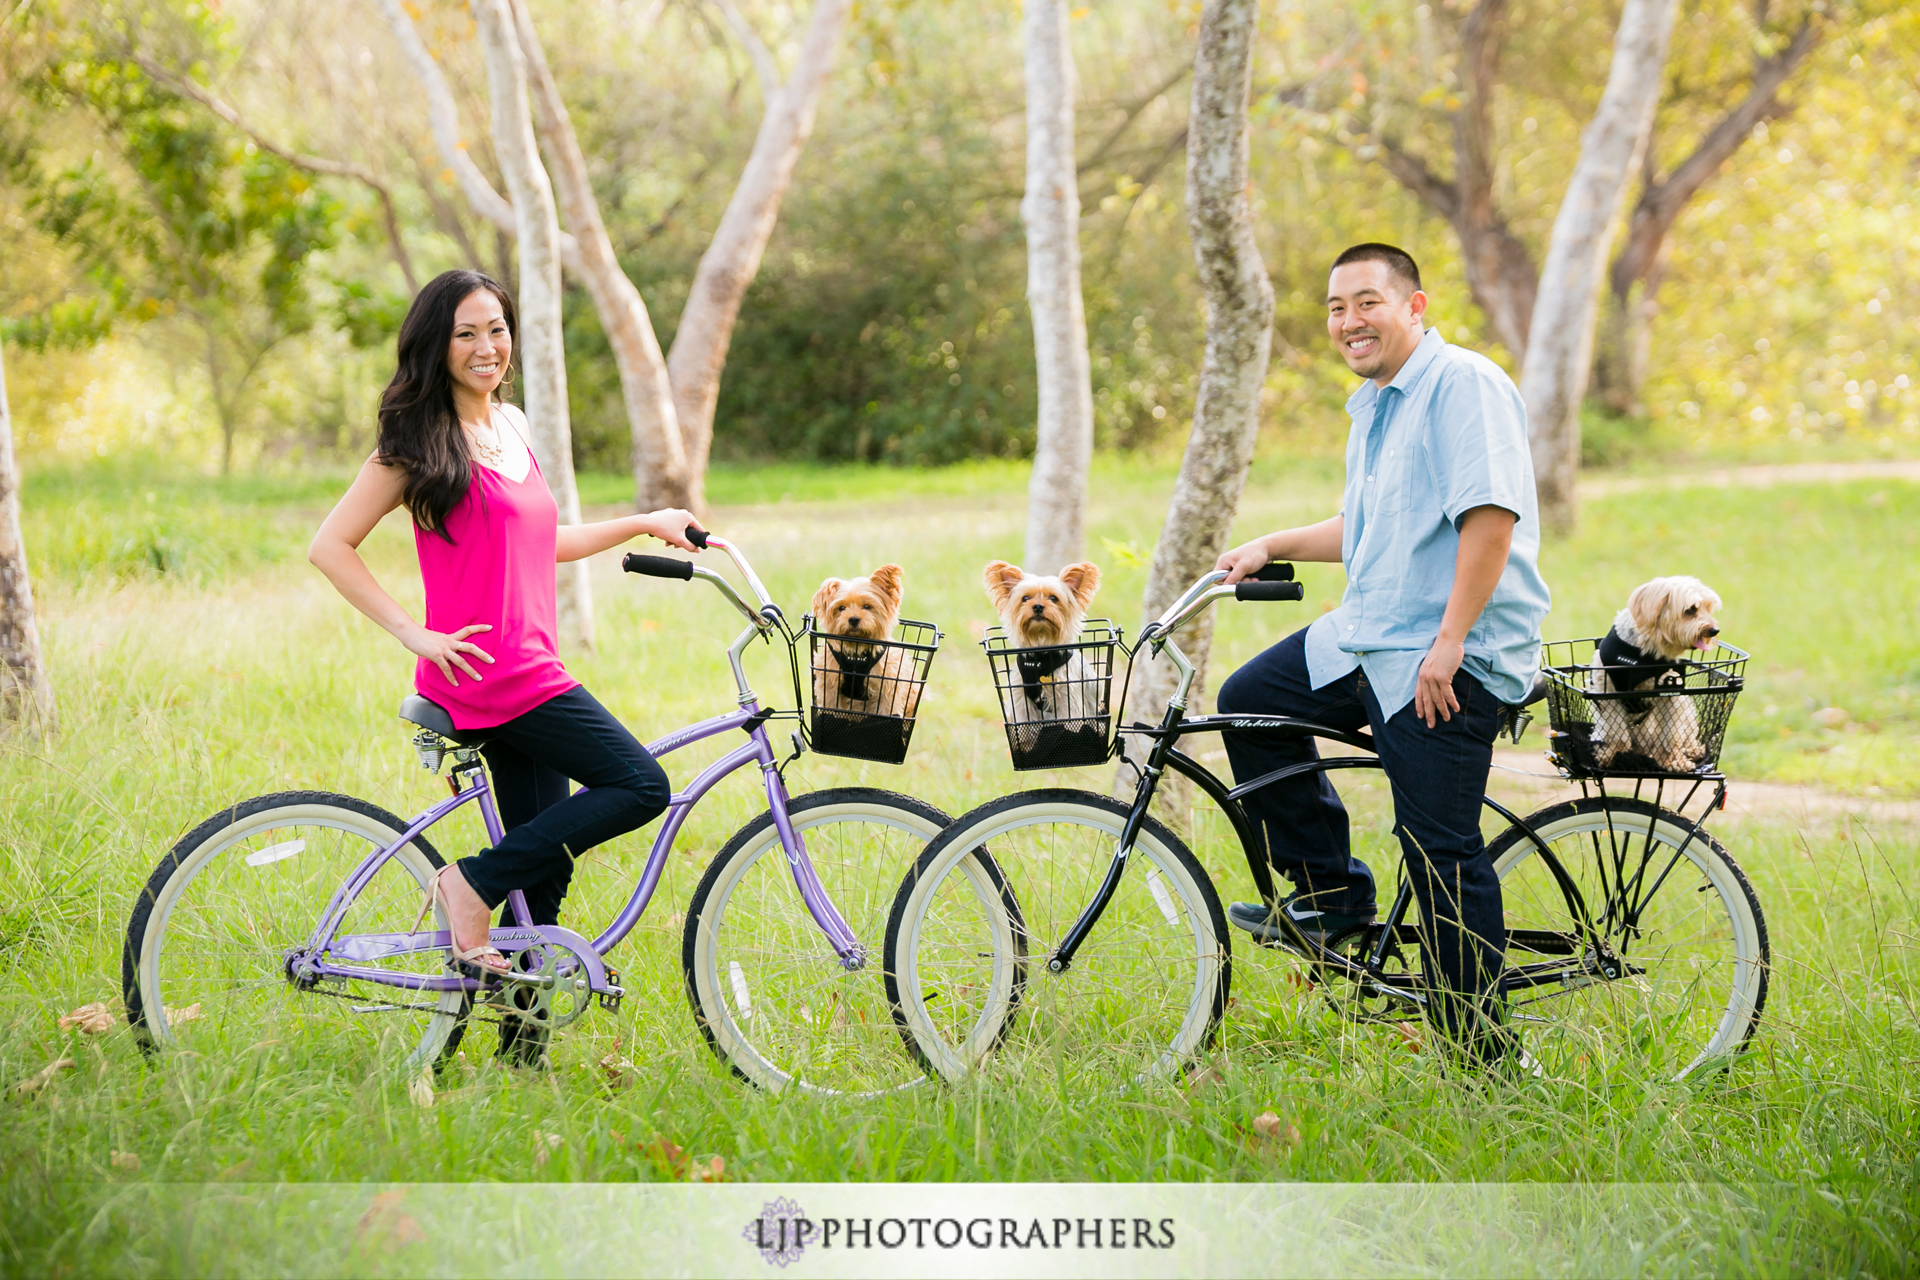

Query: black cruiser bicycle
(883, 564), (1767, 1083)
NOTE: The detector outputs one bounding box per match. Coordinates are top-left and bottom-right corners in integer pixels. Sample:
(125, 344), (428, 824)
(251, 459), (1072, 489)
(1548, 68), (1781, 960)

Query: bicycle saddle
(398, 694), (492, 746)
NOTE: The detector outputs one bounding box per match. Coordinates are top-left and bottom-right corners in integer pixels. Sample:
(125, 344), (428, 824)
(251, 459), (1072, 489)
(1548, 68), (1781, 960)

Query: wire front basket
(1541, 636), (1748, 779)
(803, 618), (941, 764)
(982, 621), (1121, 770)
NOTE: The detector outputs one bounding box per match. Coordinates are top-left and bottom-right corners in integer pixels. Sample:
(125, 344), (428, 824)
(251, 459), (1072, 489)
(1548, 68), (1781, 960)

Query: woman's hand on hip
(403, 623), (494, 686)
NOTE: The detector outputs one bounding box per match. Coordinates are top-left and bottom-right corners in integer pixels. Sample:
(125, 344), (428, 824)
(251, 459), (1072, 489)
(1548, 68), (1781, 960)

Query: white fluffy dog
(983, 559), (1104, 747)
(1588, 575), (1723, 772)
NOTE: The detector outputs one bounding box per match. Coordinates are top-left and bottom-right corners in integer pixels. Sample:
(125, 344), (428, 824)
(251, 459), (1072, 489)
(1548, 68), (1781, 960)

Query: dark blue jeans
(456, 685), (671, 926)
(1215, 627), (1507, 1050)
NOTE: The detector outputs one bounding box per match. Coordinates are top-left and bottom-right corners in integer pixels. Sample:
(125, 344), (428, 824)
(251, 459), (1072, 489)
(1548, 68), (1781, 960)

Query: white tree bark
(472, 0), (593, 650)
(666, 0), (853, 515)
(0, 342), (56, 735)
(1020, 0), (1095, 576)
(1117, 0), (1273, 790)
(509, 0), (692, 512)
(1523, 0), (1679, 534)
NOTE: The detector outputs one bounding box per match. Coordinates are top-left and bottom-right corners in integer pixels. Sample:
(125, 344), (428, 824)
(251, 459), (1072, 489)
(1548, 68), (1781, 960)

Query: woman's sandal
(413, 865), (512, 975)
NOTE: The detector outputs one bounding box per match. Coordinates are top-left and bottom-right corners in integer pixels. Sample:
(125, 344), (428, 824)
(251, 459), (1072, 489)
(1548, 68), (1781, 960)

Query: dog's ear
(1683, 577), (1722, 618)
(867, 564), (904, 608)
(1627, 578), (1673, 634)
(983, 561), (1023, 610)
(810, 578), (845, 619)
(1058, 562), (1102, 610)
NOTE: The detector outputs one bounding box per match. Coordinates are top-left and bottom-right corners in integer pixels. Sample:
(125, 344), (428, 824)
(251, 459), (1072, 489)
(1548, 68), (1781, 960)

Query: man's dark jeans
(1215, 626), (1507, 1052)
(455, 685), (671, 926)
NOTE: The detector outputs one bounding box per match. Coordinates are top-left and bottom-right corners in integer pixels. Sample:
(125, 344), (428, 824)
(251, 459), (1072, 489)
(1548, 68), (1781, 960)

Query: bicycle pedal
(598, 967), (624, 1013)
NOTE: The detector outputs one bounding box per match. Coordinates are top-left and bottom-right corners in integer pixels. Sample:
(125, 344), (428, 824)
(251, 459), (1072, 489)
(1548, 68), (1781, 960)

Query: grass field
(2, 455), (1916, 1276)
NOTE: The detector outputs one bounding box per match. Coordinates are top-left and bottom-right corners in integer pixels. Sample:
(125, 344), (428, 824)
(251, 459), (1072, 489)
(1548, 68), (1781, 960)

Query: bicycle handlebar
(1234, 579), (1305, 602)
(685, 525), (710, 550)
(623, 553), (694, 580)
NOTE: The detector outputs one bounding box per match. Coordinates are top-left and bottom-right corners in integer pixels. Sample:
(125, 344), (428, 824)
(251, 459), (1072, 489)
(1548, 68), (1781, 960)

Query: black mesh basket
(982, 621), (1121, 770)
(804, 618), (941, 764)
(1540, 637), (1748, 779)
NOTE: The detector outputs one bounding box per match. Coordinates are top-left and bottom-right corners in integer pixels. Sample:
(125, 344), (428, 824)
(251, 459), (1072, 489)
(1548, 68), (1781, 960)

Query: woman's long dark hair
(376, 270), (517, 537)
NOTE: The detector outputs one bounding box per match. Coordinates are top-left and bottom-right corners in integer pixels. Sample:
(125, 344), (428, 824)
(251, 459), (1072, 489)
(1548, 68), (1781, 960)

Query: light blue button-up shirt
(1303, 328), (1551, 720)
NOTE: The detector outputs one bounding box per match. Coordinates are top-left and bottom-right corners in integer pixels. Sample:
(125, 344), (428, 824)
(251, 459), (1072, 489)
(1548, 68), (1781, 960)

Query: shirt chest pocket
(1362, 441), (1425, 519)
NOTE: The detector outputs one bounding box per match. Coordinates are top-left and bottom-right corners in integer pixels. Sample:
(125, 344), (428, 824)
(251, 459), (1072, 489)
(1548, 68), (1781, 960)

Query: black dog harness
(824, 640), (885, 702)
(1015, 647), (1075, 708)
(1596, 629), (1687, 717)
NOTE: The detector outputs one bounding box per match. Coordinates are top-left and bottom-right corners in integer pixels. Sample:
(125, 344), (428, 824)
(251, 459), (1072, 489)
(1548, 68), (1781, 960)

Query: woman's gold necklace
(466, 416), (508, 470)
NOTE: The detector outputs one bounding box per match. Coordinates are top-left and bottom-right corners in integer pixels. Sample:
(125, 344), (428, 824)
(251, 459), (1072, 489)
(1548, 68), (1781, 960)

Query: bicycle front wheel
(1492, 796), (1768, 1078)
(683, 787), (955, 1095)
(122, 792), (469, 1075)
(884, 790), (1229, 1085)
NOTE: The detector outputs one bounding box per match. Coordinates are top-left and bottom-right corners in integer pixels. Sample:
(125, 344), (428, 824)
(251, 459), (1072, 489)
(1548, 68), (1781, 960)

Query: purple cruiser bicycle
(121, 533), (966, 1095)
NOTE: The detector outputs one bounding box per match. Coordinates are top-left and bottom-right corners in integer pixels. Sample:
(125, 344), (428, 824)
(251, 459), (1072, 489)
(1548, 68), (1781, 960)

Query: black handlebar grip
(623, 553), (694, 580)
(1250, 562), (1295, 582)
(1235, 580), (1305, 602)
(685, 526), (710, 549)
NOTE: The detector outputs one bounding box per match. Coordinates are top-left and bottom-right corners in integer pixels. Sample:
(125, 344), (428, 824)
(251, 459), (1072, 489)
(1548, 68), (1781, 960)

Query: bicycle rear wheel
(1491, 796), (1768, 1078)
(683, 788), (956, 1095)
(123, 791), (469, 1074)
(884, 790), (1229, 1085)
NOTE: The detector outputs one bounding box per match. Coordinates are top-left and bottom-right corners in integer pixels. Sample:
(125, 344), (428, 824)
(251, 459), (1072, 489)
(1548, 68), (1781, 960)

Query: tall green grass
(1, 460), (1915, 1275)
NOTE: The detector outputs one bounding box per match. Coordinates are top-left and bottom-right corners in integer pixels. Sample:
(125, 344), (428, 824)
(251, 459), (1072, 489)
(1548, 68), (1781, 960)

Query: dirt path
(1484, 748), (1920, 828)
(1581, 458), (1920, 498)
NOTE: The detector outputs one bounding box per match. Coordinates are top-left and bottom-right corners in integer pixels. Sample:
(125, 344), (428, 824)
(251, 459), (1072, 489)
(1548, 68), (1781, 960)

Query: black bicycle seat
(398, 695), (492, 746)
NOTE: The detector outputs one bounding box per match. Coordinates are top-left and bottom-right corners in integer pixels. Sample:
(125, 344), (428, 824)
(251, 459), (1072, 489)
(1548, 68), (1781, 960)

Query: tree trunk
(509, 0), (692, 513)
(0, 343), (56, 735)
(1523, 0), (1678, 534)
(472, 0), (593, 651)
(1592, 12), (1826, 404)
(1117, 0), (1273, 791)
(665, 0), (853, 515)
(1019, 0), (1095, 576)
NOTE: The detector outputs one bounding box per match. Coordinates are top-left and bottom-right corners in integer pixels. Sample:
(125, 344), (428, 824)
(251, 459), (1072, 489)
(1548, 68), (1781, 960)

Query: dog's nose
(1705, 626), (1720, 638)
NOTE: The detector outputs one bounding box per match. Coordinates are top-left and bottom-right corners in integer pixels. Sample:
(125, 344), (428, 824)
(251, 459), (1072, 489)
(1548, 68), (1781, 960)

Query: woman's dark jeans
(1216, 626), (1508, 1058)
(453, 685), (671, 927)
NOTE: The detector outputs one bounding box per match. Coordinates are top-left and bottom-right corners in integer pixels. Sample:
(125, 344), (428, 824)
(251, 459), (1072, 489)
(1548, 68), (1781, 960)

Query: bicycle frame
(287, 546), (868, 999)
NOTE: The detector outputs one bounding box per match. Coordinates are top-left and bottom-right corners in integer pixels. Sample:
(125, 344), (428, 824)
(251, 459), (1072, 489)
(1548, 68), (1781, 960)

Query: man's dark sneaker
(1227, 893), (1376, 950)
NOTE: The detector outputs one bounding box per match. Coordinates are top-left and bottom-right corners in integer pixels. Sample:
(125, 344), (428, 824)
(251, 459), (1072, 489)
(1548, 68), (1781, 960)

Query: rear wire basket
(803, 617), (941, 764)
(1541, 637), (1748, 779)
(983, 621), (1122, 770)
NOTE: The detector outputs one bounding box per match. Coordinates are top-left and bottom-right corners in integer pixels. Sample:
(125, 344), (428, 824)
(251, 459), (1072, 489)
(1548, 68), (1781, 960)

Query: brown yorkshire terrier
(811, 565), (919, 718)
(983, 560), (1103, 745)
(1588, 575), (1723, 772)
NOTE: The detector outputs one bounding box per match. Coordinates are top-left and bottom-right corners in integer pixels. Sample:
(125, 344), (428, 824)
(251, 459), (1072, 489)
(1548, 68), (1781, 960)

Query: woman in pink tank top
(311, 271), (697, 1058)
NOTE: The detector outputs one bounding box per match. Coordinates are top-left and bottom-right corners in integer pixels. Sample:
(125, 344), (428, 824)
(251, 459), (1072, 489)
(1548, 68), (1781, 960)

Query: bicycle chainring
(475, 938), (596, 1032)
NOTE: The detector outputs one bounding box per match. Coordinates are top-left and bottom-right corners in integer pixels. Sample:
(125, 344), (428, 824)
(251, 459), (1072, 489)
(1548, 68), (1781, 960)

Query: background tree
(472, 0), (594, 651)
(1523, 0), (1678, 532)
(0, 340), (56, 734)
(1119, 0), (1273, 786)
(30, 56), (338, 472)
(1019, 0), (1096, 575)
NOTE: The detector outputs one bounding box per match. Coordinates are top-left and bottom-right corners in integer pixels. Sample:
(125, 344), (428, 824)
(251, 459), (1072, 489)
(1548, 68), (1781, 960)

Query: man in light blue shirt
(1214, 243), (1550, 1063)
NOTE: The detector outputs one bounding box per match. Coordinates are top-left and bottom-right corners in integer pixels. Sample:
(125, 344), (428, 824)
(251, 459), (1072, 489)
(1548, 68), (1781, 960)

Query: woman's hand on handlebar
(634, 509), (705, 552)
(402, 622), (494, 687)
(1216, 540), (1271, 585)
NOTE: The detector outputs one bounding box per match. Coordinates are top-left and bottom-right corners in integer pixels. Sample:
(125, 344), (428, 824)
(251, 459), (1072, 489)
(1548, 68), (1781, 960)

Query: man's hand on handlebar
(633, 509), (706, 552)
(1216, 540), (1271, 586)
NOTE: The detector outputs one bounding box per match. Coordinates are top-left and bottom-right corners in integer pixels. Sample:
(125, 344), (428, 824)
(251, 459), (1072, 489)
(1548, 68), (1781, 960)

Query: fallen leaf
(598, 1051), (635, 1091)
(689, 1154), (726, 1183)
(110, 1150), (141, 1170)
(168, 1003), (204, 1028)
(357, 1189), (425, 1247)
(533, 1133), (564, 1167)
(1184, 1066), (1225, 1096)
(664, 912), (685, 930)
(1284, 971), (1316, 994)
(14, 1058), (76, 1096)
(60, 1002), (116, 1035)
(408, 1070), (435, 1109)
(1393, 1022), (1423, 1054)
(638, 1135), (689, 1178)
(1812, 706), (1850, 729)
(1248, 1110), (1302, 1150)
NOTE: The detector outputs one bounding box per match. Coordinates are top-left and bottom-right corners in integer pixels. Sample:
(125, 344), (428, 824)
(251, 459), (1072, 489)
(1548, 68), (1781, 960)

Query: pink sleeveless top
(413, 410), (578, 730)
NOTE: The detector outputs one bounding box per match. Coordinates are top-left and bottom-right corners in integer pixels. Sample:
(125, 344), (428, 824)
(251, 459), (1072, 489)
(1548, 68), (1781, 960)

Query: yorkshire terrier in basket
(983, 559), (1103, 748)
(1587, 575), (1723, 772)
(812, 564), (920, 719)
